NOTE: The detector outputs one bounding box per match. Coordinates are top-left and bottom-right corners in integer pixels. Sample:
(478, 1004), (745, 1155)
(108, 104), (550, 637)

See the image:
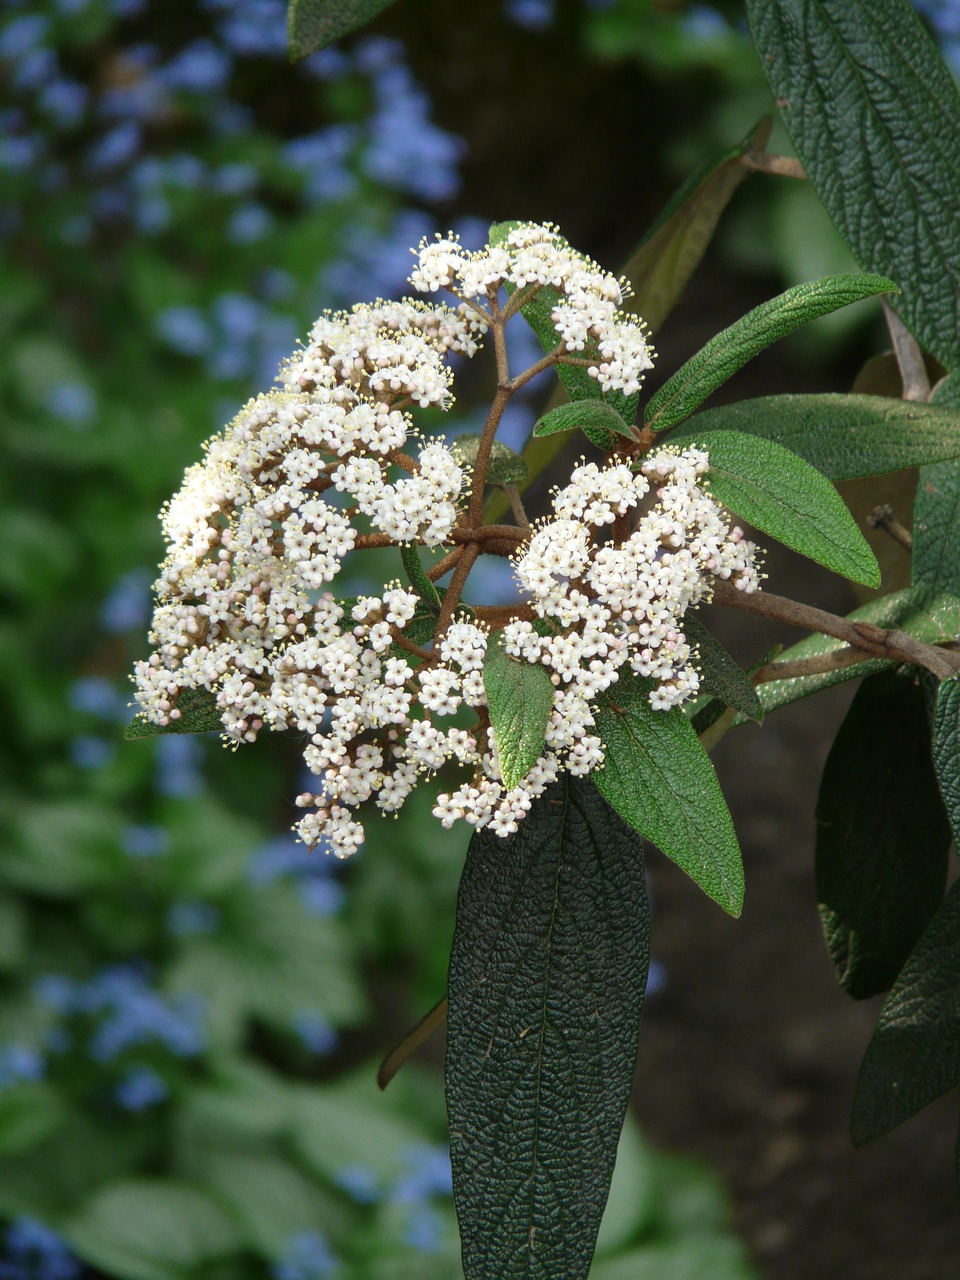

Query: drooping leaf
(750, 587), (960, 717)
(593, 670), (743, 916)
(455, 433), (528, 487)
(287, 0), (398, 58)
(933, 673), (960, 850)
(620, 118), (772, 334)
(643, 274), (897, 434)
(489, 221), (638, 428)
(816, 670), (951, 1000)
(667, 393), (960, 480)
(124, 685), (222, 740)
(682, 615), (762, 723)
(852, 879), (960, 1144)
(692, 430), (879, 587)
(746, 0), (960, 370)
(446, 776), (650, 1280)
(482, 631), (555, 792)
(914, 375), (960, 600)
(400, 544), (441, 614)
(534, 400), (639, 451)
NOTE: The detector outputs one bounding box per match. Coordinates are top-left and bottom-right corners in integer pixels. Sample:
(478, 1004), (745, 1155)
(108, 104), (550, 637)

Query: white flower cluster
(133, 223), (762, 859)
(410, 222), (655, 397)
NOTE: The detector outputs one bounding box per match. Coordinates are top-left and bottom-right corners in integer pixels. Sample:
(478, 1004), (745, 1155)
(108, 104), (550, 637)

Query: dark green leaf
(65, 1181), (241, 1280)
(489, 221), (638, 427)
(621, 118), (772, 334)
(747, 0), (960, 370)
(593, 670), (743, 916)
(751, 587), (960, 717)
(400, 544), (441, 614)
(644, 275), (897, 433)
(816, 670), (951, 999)
(124, 686), (222, 740)
(287, 0), (397, 58)
(852, 878), (960, 1144)
(482, 631), (554, 792)
(446, 776), (650, 1280)
(683, 615), (761, 723)
(933, 673), (960, 849)
(693, 430), (880, 587)
(533, 400), (639, 451)
(0, 1084), (68, 1157)
(914, 375), (960, 599)
(668, 393), (960, 480)
(455, 433), (528, 487)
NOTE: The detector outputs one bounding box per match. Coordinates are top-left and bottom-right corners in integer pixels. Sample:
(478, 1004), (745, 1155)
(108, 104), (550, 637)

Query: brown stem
(434, 543), (480, 641)
(474, 604), (537, 627)
(508, 346), (564, 392)
(713, 580), (960, 680)
(751, 645), (869, 685)
(390, 630), (434, 662)
(501, 484), (531, 531)
(426, 547), (463, 581)
(743, 149), (808, 179)
(377, 997), (448, 1090)
(468, 384), (513, 528)
(387, 449), (419, 474)
(868, 504), (914, 552)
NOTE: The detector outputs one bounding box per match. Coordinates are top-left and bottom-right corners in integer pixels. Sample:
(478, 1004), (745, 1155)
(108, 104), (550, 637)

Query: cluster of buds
(134, 223), (761, 856)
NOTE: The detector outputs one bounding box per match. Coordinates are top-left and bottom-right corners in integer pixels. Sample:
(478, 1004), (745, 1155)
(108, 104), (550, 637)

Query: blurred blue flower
(213, 291), (262, 342)
(284, 126), (358, 203)
(334, 1164), (381, 1204)
(101, 568), (152, 634)
(167, 900), (220, 937)
(154, 734), (204, 797)
(0, 15), (50, 59)
(135, 193), (170, 233)
(208, 0), (289, 56)
(0, 1046), (44, 1092)
(33, 976), (75, 1015)
(156, 305), (212, 356)
(272, 1230), (338, 1280)
(70, 736), (115, 770)
(297, 878), (344, 917)
(682, 4), (730, 38)
(122, 824), (170, 859)
(86, 121), (142, 173)
(73, 965), (205, 1061)
(647, 957), (667, 997)
(0, 134), (41, 174)
(160, 39), (232, 93)
(323, 209), (432, 305)
(292, 1011), (338, 1057)
(401, 1206), (445, 1253)
(70, 676), (124, 720)
(114, 1064), (169, 1111)
(391, 1144), (453, 1204)
(364, 69), (464, 200)
(46, 381), (95, 425)
(504, 0), (555, 31)
(14, 47), (58, 93)
(213, 161), (258, 196)
(110, 0), (148, 15)
(0, 1219), (81, 1280)
(228, 201), (272, 243)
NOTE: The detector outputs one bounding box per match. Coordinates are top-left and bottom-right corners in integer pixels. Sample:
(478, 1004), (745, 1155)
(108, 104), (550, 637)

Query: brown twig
(377, 997), (448, 1090)
(868, 504), (914, 552)
(433, 543), (480, 642)
(751, 644), (870, 686)
(474, 604), (537, 627)
(501, 484), (531, 531)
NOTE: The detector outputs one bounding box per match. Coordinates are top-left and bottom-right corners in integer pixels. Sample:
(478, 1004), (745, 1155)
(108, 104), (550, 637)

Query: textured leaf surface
(593, 671), (743, 916)
(446, 777), (650, 1280)
(533, 400), (638, 451)
(694, 430), (879, 586)
(483, 632), (555, 792)
(489, 221), (637, 427)
(747, 0), (960, 370)
(669, 394), (960, 480)
(287, 0), (397, 57)
(456, 433), (529, 487)
(933, 674), (960, 849)
(124, 686), (222, 739)
(621, 119), (771, 334)
(816, 671), (950, 999)
(683, 615), (761, 723)
(914, 375), (960, 599)
(852, 879), (960, 1144)
(644, 275), (896, 433)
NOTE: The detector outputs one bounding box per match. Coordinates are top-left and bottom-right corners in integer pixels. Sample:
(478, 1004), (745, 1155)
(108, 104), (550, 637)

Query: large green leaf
(482, 631), (555, 791)
(816, 670), (950, 999)
(593, 671), (743, 916)
(747, 0), (960, 370)
(751, 587), (960, 717)
(446, 777), (650, 1280)
(692, 430), (879, 587)
(914, 374), (960, 599)
(682, 615), (762, 723)
(125, 685), (222, 739)
(620, 118), (771, 334)
(852, 878), (960, 1144)
(668, 394), (960, 480)
(589, 1238), (756, 1280)
(643, 275), (896, 434)
(932, 673), (960, 850)
(287, 0), (398, 58)
(65, 1181), (241, 1280)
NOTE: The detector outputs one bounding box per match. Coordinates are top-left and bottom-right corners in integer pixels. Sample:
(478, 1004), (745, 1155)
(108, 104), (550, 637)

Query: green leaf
(446, 777), (650, 1280)
(455, 432), (528, 487)
(65, 1181), (241, 1280)
(914, 375), (960, 599)
(621, 118), (772, 334)
(400, 544), (441, 614)
(683, 615), (762, 723)
(124, 685), (222, 739)
(692, 430), (879, 587)
(0, 1084), (68, 1157)
(287, 0), (398, 58)
(816, 670), (951, 999)
(533, 400), (639, 451)
(589, 1238), (756, 1280)
(932, 673), (960, 850)
(489, 221), (638, 428)
(593, 670), (743, 916)
(644, 275), (897, 434)
(852, 878), (960, 1145)
(746, 0), (960, 371)
(668, 394), (960, 481)
(482, 631), (555, 791)
(594, 1118), (658, 1258)
(750, 587), (960, 717)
